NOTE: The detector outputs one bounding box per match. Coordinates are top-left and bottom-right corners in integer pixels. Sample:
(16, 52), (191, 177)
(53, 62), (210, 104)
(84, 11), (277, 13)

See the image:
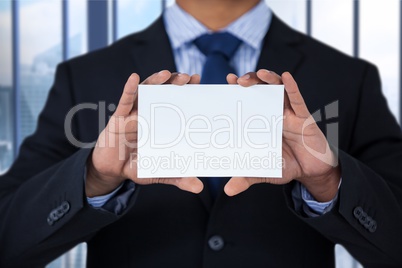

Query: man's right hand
(86, 71), (204, 197)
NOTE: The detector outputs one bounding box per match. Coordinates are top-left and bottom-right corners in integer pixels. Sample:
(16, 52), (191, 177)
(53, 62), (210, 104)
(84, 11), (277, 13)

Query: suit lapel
(130, 17), (177, 80)
(256, 15), (304, 75)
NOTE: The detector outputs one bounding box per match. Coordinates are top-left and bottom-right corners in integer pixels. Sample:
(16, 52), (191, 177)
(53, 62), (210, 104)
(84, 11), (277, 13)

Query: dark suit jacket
(1, 15), (402, 268)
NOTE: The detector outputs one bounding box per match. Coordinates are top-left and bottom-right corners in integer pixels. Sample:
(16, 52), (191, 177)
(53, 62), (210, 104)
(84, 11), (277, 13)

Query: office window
(312, 0), (353, 56)
(0, 0), (13, 174)
(1, 1), (401, 267)
(116, 0), (162, 39)
(67, 0), (88, 59)
(0, 1), (12, 86)
(360, 0), (400, 122)
(18, 0), (62, 146)
(0, 88), (13, 174)
(266, 0), (307, 34)
(0, 89), (13, 174)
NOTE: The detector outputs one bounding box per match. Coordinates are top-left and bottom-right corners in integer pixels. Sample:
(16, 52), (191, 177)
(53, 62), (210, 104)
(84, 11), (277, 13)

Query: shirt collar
(163, 1), (272, 50)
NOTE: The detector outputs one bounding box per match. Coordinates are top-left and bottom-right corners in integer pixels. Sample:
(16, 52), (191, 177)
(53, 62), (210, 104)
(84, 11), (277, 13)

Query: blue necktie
(194, 32), (242, 84)
(194, 32), (242, 199)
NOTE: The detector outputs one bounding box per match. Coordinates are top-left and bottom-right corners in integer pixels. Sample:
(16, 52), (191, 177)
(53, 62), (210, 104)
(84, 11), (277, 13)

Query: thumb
(114, 73), (140, 117)
(224, 177), (251, 196)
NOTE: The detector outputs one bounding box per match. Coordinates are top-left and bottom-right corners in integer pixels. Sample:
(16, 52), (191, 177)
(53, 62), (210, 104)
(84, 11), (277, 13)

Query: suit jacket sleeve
(0, 63), (137, 267)
(285, 63), (402, 267)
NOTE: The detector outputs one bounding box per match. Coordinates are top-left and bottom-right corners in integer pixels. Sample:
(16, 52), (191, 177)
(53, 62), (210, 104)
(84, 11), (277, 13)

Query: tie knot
(194, 32), (242, 60)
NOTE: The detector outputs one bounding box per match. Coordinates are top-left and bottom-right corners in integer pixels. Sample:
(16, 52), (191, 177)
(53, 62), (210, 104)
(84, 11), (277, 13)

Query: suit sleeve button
(353, 207), (363, 219)
(369, 221), (377, 233)
(364, 216), (373, 229)
(47, 217), (54, 226)
(61, 201), (70, 213)
(49, 210), (59, 221)
(359, 211), (368, 225)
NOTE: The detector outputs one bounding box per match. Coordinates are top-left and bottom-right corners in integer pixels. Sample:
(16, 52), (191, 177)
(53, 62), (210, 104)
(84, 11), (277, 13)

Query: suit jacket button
(208, 235), (225, 251)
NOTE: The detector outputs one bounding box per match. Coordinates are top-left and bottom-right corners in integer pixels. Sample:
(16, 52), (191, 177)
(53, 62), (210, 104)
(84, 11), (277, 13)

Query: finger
(114, 73), (139, 117)
(141, 70), (172, 85)
(164, 72), (191, 85)
(237, 72), (264, 87)
(282, 72), (310, 118)
(224, 177), (251, 196)
(224, 177), (281, 196)
(175, 177), (204, 193)
(283, 90), (292, 111)
(256, 69), (282, 85)
(189, 74), (201, 84)
(146, 177), (204, 194)
(226, 73), (238, 84)
(108, 114), (139, 133)
(122, 113), (138, 133)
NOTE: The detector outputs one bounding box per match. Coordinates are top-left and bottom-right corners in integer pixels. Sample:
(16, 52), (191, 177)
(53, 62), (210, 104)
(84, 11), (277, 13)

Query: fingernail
(243, 74), (251, 80)
(158, 70), (165, 75)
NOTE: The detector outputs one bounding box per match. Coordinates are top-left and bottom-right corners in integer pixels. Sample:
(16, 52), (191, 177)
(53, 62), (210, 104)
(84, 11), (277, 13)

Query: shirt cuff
(83, 165), (136, 214)
(292, 178), (342, 217)
(87, 184), (124, 208)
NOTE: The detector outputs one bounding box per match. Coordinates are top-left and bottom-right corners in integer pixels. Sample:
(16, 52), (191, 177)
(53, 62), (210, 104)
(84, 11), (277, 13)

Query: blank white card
(137, 84), (284, 178)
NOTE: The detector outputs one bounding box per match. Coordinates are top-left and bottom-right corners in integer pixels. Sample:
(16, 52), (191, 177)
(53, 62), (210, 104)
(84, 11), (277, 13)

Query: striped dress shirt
(163, 0), (272, 77)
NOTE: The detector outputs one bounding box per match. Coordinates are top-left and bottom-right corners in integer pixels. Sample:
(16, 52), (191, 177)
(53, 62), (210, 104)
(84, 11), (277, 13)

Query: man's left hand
(225, 70), (341, 202)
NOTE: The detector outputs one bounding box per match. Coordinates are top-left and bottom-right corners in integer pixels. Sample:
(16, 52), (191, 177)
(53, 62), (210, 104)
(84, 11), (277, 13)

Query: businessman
(1, 0), (402, 267)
